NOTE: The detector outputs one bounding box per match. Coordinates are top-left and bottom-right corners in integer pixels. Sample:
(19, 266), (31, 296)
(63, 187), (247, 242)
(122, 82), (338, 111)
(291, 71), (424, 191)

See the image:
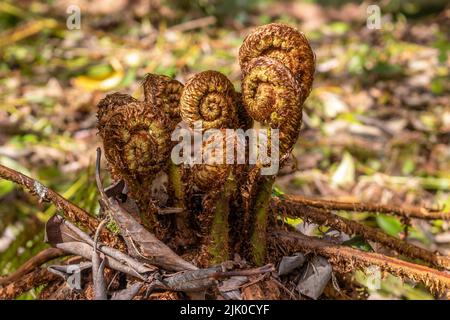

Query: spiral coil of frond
(241, 56), (303, 156)
(97, 93), (139, 125)
(190, 128), (246, 265)
(180, 71), (242, 191)
(97, 94), (171, 204)
(180, 70), (238, 130)
(239, 24), (315, 265)
(239, 23), (315, 97)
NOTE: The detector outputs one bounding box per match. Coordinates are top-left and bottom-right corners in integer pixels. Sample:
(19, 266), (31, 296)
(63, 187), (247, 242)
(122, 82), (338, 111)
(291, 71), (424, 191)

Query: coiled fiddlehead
(180, 70), (238, 130)
(241, 56), (303, 156)
(97, 93), (171, 213)
(240, 24), (315, 265)
(142, 74), (184, 128)
(142, 74), (193, 244)
(239, 22), (315, 96)
(191, 130), (242, 265)
(180, 70), (242, 264)
(97, 93), (138, 126)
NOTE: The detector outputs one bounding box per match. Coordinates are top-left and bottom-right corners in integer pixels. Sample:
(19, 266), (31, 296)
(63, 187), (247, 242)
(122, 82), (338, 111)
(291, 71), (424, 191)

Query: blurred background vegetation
(0, 0), (449, 299)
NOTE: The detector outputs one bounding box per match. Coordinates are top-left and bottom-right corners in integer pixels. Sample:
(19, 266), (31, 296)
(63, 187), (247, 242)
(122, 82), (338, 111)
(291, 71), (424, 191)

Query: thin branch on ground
(273, 230), (450, 296)
(0, 248), (67, 287)
(284, 194), (450, 220)
(0, 268), (58, 300)
(273, 198), (450, 270)
(0, 163), (122, 249)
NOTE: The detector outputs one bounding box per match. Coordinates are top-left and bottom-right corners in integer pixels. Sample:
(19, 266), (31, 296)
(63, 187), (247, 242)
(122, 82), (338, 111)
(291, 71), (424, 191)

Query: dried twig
(270, 277), (298, 300)
(0, 268), (58, 300)
(92, 250), (107, 300)
(111, 282), (143, 300)
(273, 230), (450, 296)
(51, 215), (155, 275)
(213, 264), (275, 278)
(54, 242), (147, 280)
(284, 194), (450, 220)
(92, 220), (108, 300)
(0, 164), (120, 248)
(273, 199), (450, 270)
(0, 248), (67, 287)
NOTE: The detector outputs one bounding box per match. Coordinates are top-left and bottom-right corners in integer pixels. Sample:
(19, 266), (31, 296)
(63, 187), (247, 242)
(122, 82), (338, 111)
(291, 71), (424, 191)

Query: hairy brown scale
(191, 129), (230, 190)
(142, 74), (184, 127)
(241, 56), (303, 155)
(235, 92), (254, 130)
(192, 164), (230, 191)
(191, 127), (249, 190)
(239, 23), (315, 97)
(180, 70), (238, 130)
(97, 93), (138, 125)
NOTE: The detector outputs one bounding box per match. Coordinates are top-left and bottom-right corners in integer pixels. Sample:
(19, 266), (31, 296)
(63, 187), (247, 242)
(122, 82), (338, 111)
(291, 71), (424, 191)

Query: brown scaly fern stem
(179, 71), (242, 265)
(190, 131), (234, 192)
(97, 92), (172, 231)
(239, 23), (315, 264)
(191, 130), (249, 265)
(141, 74), (191, 245)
